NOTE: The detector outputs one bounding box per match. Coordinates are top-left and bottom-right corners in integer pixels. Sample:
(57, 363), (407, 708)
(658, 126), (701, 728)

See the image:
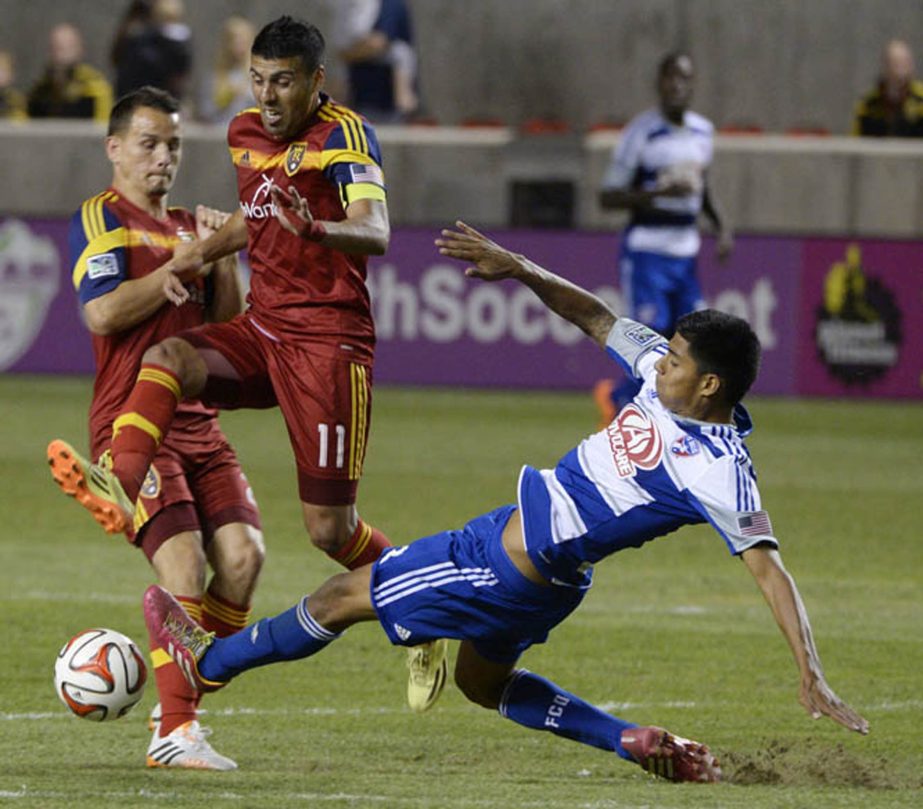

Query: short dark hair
(251, 15), (325, 74)
(658, 51), (693, 78)
(675, 310), (761, 406)
(108, 85), (179, 136)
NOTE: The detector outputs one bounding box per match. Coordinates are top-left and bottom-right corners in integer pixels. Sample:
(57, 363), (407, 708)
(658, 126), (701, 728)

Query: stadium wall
(2, 218), (919, 399)
(3, 0), (923, 134)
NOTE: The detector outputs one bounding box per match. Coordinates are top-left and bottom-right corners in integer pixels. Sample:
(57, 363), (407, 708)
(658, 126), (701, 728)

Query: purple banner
(2, 216), (920, 399)
(369, 229), (799, 394)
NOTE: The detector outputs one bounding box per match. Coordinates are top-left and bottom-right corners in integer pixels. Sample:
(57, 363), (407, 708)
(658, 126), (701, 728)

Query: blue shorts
(620, 247), (703, 334)
(370, 505), (586, 663)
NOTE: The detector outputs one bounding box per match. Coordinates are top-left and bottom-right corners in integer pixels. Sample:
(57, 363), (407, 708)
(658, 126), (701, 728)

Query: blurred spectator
(27, 23), (112, 121)
(853, 39), (923, 137)
(112, 0), (192, 102)
(330, 0), (419, 122)
(0, 50), (27, 120)
(199, 16), (255, 126)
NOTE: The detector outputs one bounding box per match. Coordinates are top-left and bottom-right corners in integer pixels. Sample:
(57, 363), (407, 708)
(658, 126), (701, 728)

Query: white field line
(3, 699), (917, 723)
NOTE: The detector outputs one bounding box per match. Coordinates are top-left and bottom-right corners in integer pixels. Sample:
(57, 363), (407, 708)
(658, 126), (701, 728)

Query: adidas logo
(393, 623), (412, 641)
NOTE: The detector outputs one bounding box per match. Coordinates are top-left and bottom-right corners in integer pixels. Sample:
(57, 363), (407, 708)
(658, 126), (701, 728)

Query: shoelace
(164, 613), (215, 660)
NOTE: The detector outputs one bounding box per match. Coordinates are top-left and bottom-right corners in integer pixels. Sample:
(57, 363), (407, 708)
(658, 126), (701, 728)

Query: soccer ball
(54, 628), (147, 721)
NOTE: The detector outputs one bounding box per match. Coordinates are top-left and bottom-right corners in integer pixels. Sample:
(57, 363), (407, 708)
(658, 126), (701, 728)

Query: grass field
(1, 375), (921, 808)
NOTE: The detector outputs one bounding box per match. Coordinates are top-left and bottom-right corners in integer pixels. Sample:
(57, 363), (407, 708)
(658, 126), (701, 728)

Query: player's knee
(212, 527), (265, 592)
(141, 338), (204, 396)
(302, 509), (348, 554)
(454, 667), (502, 710)
(307, 571), (364, 631)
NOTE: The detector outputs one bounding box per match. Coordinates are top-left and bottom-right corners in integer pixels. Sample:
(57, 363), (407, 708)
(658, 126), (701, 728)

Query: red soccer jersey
(228, 94), (386, 356)
(69, 189), (218, 456)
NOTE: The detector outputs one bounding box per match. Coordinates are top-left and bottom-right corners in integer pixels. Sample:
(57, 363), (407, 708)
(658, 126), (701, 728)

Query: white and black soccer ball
(54, 628), (147, 721)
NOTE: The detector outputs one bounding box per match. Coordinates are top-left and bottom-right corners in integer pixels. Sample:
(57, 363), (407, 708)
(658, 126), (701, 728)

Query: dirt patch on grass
(721, 740), (896, 788)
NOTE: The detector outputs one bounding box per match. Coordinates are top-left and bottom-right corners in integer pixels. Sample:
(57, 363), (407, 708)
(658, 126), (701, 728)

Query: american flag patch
(349, 163), (384, 186)
(738, 511), (773, 537)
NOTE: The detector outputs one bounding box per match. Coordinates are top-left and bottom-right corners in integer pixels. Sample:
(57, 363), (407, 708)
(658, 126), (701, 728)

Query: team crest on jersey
(671, 434), (701, 457)
(606, 403), (664, 478)
(140, 465), (161, 499)
(284, 142), (307, 176)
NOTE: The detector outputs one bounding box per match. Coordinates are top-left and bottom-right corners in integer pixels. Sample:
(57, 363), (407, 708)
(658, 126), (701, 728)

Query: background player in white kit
(144, 222), (867, 784)
(597, 51), (733, 417)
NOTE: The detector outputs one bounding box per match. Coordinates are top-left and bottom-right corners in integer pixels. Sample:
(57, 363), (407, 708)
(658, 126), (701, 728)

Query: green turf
(1, 375), (921, 808)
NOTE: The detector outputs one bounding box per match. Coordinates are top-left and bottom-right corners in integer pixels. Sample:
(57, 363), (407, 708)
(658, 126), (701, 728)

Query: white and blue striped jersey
(517, 319), (776, 589)
(601, 108), (714, 258)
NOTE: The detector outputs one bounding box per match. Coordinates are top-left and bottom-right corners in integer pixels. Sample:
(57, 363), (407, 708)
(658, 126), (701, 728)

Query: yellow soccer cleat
(406, 638), (448, 713)
(47, 439), (133, 535)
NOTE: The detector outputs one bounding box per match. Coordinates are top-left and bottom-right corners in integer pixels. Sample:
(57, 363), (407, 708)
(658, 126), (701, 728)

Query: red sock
(200, 585), (252, 639)
(150, 595), (201, 737)
(110, 364), (182, 502)
(329, 520), (392, 569)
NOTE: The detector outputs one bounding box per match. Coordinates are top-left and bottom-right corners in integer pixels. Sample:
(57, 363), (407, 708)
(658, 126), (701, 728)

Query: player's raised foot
(143, 585), (226, 693)
(146, 720), (237, 770)
(46, 439), (133, 535)
(592, 378), (617, 430)
(620, 726), (721, 783)
(406, 638), (448, 713)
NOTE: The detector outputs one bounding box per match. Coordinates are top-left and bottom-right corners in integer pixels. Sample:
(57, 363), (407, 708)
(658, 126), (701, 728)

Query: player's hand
(271, 184), (316, 237)
(799, 675), (869, 735)
(166, 241), (207, 283)
(436, 221), (524, 281)
(195, 204), (231, 240)
(162, 267), (190, 306)
(655, 177), (697, 197)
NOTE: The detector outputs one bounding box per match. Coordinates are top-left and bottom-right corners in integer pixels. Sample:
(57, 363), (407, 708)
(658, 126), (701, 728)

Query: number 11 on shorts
(317, 423), (346, 468)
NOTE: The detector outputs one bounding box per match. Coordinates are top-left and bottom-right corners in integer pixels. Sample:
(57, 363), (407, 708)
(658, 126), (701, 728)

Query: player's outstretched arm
(741, 545), (869, 734)
(436, 221), (616, 347)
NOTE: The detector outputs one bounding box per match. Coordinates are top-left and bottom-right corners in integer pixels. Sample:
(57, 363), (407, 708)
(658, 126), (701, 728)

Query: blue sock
(199, 597), (339, 682)
(499, 669), (637, 760)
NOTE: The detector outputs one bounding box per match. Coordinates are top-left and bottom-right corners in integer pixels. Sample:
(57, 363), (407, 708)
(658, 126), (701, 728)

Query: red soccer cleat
(143, 585), (226, 693)
(620, 725), (722, 783)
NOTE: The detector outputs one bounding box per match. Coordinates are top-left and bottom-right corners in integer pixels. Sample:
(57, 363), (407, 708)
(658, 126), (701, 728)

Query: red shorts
(131, 419), (261, 561)
(180, 315), (374, 506)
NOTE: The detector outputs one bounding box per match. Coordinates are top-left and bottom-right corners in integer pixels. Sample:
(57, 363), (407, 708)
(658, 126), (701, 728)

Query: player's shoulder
(227, 106), (263, 142)
(72, 189), (122, 238)
(316, 96), (380, 154)
(684, 109), (714, 135)
(624, 108), (664, 135)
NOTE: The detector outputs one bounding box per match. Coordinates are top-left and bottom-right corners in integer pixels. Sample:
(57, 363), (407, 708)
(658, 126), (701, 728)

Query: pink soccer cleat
(143, 585), (226, 693)
(620, 725), (722, 783)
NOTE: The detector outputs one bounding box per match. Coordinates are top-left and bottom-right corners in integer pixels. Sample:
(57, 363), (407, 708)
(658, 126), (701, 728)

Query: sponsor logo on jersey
(86, 252), (120, 280)
(671, 434), (701, 457)
(624, 323), (660, 347)
(240, 173), (277, 219)
(284, 142), (307, 176)
(140, 465), (161, 499)
(606, 403), (663, 478)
